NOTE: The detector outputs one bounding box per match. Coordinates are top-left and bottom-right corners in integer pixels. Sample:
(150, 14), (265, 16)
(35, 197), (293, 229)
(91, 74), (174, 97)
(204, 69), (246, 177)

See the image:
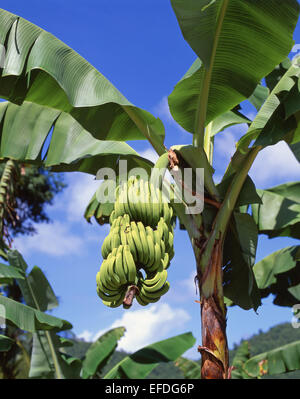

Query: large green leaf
(169, 0), (299, 135)
(223, 212), (261, 311)
(82, 327), (125, 379)
(265, 58), (292, 92)
(103, 332), (196, 379)
(29, 331), (82, 379)
(238, 63), (300, 151)
(0, 261), (25, 284)
(0, 295), (71, 332)
(0, 334), (14, 352)
(174, 356), (201, 379)
(27, 267), (59, 311)
(268, 181), (300, 203)
(243, 340), (300, 378)
(0, 9), (165, 148)
(248, 85), (270, 111)
(0, 101), (153, 176)
(253, 246), (300, 307)
(209, 109), (250, 138)
(1, 251), (70, 333)
(7, 250), (58, 311)
(217, 175), (262, 208)
(251, 183), (300, 240)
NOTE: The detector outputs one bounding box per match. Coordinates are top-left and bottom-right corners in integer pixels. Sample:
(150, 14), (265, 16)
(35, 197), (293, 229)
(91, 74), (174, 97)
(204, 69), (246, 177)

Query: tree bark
(198, 239), (229, 379)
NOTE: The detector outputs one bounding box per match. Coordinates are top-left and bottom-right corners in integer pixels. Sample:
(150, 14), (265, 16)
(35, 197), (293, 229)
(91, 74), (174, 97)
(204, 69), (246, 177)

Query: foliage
(0, 164), (66, 237)
(230, 323), (300, 379)
(0, 1), (299, 378)
(253, 246), (300, 307)
(103, 332), (196, 379)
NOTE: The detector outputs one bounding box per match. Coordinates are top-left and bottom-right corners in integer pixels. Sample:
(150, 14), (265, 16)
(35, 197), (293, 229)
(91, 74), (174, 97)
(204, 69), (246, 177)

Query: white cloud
(56, 173), (101, 222)
(13, 220), (85, 257)
(78, 330), (93, 342)
(93, 303), (190, 353)
(249, 141), (300, 188)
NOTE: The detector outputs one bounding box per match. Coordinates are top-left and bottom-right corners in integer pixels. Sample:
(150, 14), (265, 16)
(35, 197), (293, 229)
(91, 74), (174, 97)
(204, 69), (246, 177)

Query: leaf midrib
(193, 0), (229, 149)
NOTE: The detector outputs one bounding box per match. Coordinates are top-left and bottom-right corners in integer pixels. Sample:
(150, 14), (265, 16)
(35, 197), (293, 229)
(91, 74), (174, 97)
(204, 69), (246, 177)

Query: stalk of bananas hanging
(96, 173), (175, 309)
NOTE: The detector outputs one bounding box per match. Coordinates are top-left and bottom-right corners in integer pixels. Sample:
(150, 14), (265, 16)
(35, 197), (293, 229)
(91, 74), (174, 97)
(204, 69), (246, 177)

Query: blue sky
(2, 0), (300, 358)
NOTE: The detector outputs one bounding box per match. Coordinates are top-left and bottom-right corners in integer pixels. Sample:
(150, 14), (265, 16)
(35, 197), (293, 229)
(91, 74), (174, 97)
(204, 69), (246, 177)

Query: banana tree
(0, 1), (300, 379)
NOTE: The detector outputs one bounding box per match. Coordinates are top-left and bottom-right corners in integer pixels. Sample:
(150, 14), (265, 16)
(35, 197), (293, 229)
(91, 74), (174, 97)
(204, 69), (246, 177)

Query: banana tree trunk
(197, 240), (229, 379)
(0, 159), (17, 248)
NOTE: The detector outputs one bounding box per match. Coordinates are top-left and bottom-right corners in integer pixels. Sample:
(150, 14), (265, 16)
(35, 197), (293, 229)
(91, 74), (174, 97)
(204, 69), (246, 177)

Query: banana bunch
(96, 176), (175, 308)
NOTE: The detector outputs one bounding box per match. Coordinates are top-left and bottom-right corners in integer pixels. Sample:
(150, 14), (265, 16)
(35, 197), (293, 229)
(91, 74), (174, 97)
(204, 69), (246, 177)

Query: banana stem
(198, 239), (229, 379)
(123, 285), (139, 308)
(0, 159), (16, 237)
(199, 146), (261, 276)
(197, 146), (262, 379)
(203, 122), (213, 165)
(209, 136), (215, 166)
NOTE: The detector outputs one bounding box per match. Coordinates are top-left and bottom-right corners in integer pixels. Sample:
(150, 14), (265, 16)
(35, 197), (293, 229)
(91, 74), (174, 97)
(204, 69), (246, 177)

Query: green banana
(138, 289), (160, 303)
(128, 183), (139, 221)
(149, 181), (159, 227)
(109, 210), (116, 225)
(131, 222), (144, 263)
(124, 244), (136, 283)
(145, 233), (155, 269)
(136, 294), (149, 306)
(103, 293), (125, 308)
(137, 222), (149, 264)
(160, 238), (166, 256)
(162, 252), (170, 270)
(139, 179), (147, 225)
(126, 230), (138, 263)
(145, 225), (154, 242)
(146, 244), (162, 274)
(115, 246), (127, 285)
(122, 182), (132, 219)
(141, 281), (170, 299)
(168, 231), (174, 254)
(157, 219), (164, 241)
(97, 285), (123, 303)
(143, 269), (168, 292)
(101, 234), (111, 259)
(106, 255), (121, 287)
(163, 201), (171, 225)
(163, 221), (169, 247)
(143, 179), (153, 226)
